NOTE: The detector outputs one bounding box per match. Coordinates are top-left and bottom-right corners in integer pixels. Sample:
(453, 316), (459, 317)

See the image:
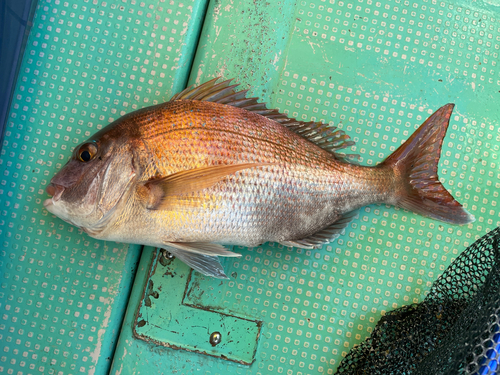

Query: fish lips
(43, 183), (81, 228)
(45, 183), (65, 202)
(44, 183), (68, 214)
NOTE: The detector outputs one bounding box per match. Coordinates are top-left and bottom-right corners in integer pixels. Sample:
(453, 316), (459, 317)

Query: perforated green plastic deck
(1, 0), (499, 374)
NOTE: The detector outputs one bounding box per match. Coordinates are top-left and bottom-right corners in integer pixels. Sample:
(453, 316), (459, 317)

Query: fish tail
(380, 104), (475, 224)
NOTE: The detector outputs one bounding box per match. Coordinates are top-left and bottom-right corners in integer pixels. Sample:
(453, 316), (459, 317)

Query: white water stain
(88, 295), (117, 374)
(273, 52), (281, 71)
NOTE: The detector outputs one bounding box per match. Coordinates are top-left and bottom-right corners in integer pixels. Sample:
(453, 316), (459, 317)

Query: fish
(44, 78), (474, 278)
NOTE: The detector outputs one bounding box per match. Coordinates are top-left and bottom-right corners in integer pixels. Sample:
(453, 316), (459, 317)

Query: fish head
(44, 127), (137, 236)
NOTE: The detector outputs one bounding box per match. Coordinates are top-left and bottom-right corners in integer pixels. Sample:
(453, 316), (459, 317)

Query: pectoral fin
(163, 242), (241, 279)
(140, 163), (268, 210)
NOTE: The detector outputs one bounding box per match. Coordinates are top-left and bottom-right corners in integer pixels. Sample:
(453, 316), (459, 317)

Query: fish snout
(46, 183), (65, 202)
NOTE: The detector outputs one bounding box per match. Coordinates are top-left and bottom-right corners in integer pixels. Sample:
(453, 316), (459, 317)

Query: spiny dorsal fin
(170, 78), (358, 161)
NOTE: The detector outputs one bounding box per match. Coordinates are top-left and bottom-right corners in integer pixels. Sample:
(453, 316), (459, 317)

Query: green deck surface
(133, 249), (261, 365)
(1, 0), (500, 374)
(0, 0), (207, 373)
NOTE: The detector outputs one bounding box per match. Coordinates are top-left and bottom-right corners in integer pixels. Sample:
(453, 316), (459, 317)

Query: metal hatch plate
(133, 249), (262, 365)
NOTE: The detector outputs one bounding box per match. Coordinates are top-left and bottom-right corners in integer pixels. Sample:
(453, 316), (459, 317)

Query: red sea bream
(44, 79), (474, 278)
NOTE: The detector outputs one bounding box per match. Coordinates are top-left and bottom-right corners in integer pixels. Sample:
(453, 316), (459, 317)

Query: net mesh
(335, 227), (500, 375)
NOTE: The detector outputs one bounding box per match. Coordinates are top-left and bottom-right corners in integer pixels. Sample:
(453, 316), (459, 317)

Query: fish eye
(77, 142), (98, 162)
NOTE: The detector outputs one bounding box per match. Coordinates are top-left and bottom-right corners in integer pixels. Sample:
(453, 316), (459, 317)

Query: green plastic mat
(2, 0), (500, 374)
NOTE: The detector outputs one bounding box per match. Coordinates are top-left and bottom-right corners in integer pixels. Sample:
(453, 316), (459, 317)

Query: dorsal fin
(170, 78), (358, 161)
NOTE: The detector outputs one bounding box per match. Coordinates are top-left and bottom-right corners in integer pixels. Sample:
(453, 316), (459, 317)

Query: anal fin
(280, 210), (359, 249)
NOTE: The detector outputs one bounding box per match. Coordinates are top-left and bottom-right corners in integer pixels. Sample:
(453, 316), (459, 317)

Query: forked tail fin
(380, 104), (475, 225)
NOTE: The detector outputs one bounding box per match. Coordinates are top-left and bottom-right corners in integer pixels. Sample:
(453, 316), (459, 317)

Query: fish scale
(44, 79), (473, 278)
(145, 102), (328, 163)
(122, 101), (391, 244)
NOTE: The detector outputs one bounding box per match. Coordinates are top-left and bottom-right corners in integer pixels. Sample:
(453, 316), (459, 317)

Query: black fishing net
(335, 226), (500, 375)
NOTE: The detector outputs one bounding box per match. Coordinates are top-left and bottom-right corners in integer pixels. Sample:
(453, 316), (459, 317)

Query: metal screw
(162, 250), (174, 259)
(209, 331), (222, 347)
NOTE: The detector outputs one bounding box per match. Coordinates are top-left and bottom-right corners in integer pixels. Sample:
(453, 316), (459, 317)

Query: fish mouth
(43, 198), (53, 209)
(45, 183), (65, 202)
